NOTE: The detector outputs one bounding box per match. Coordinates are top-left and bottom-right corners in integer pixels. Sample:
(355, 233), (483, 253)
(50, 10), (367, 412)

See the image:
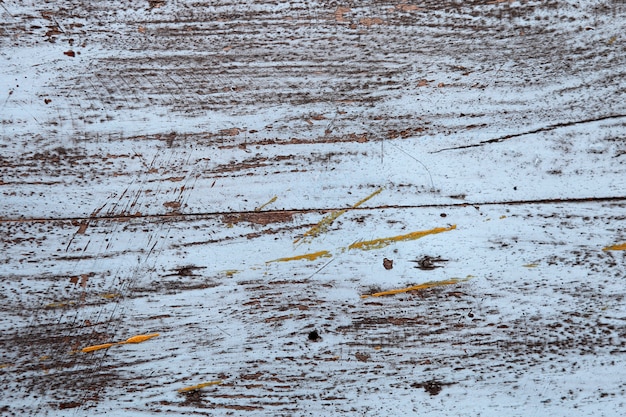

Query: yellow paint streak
(46, 301), (75, 308)
(349, 225), (456, 251)
(603, 242), (626, 251)
(121, 333), (160, 344)
(523, 263), (539, 268)
(255, 195), (278, 212)
(82, 343), (115, 353)
(82, 333), (159, 353)
(101, 293), (120, 299)
(178, 380), (222, 392)
(224, 269), (239, 277)
(0, 363), (13, 369)
(294, 187), (383, 244)
(351, 187), (383, 208)
(268, 250), (332, 263)
(361, 276), (472, 298)
(294, 210), (346, 244)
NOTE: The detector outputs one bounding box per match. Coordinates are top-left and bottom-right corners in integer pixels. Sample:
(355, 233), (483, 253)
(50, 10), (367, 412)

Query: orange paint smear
(361, 276), (472, 298)
(603, 242), (626, 251)
(121, 333), (160, 344)
(81, 343), (115, 353)
(294, 188), (383, 244)
(82, 333), (159, 353)
(178, 380), (222, 392)
(268, 250), (332, 263)
(349, 225), (456, 251)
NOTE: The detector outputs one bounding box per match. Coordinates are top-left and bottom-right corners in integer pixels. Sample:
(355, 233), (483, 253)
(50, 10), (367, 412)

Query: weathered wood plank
(1, 0), (625, 415)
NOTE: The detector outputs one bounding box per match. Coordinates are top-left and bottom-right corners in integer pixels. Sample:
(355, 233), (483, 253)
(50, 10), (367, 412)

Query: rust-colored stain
(82, 333), (159, 353)
(178, 380), (223, 392)
(396, 4), (423, 12)
(359, 17), (384, 27)
(603, 242), (626, 251)
(80, 274), (89, 288)
(361, 276), (472, 298)
(294, 188), (383, 244)
(349, 225), (456, 251)
(76, 221), (89, 234)
(335, 6), (351, 23)
(163, 201), (182, 210)
(267, 250), (332, 263)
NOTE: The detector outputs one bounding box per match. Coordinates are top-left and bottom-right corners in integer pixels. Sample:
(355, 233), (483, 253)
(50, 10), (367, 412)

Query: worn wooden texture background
(1, 1), (626, 416)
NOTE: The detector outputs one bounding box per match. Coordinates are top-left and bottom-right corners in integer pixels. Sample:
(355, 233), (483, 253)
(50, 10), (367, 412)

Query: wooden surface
(1, 1), (626, 415)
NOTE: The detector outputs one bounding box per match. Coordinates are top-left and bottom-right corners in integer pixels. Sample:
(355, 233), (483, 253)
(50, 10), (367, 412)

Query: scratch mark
(432, 114), (626, 153)
(307, 256), (336, 279)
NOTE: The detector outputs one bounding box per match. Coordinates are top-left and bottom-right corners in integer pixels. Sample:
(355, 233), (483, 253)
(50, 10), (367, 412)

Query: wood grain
(1, 1), (625, 415)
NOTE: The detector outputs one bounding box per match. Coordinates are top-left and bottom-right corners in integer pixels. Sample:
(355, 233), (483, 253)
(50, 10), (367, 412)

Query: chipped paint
(361, 276), (472, 298)
(349, 225), (456, 251)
